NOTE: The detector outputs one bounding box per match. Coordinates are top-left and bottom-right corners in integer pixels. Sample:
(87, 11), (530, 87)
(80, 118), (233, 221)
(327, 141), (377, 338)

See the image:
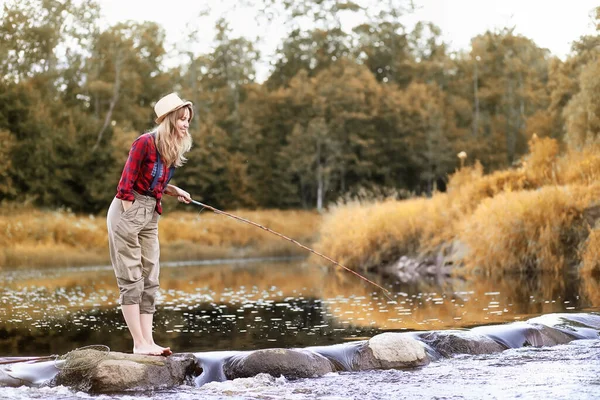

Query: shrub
(459, 185), (596, 276)
(314, 198), (428, 272)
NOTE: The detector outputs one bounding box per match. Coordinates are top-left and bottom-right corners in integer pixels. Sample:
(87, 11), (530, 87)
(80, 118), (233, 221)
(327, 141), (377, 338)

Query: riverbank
(314, 137), (600, 277)
(4, 138), (600, 280)
(0, 208), (321, 269)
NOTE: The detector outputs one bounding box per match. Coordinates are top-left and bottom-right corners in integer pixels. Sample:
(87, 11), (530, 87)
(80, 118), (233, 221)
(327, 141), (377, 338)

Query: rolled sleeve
(116, 136), (148, 201)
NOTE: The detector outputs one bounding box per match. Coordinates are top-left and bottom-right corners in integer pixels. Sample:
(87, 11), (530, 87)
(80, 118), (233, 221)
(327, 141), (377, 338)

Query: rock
(52, 352), (198, 393)
(446, 240), (469, 264)
(223, 348), (334, 380)
(353, 333), (429, 370)
(529, 324), (578, 346)
(415, 330), (506, 357)
(582, 204), (600, 227)
(379, 252), (455, 283)
(471, 321), (575, 349)
(471, 322), (543, 348)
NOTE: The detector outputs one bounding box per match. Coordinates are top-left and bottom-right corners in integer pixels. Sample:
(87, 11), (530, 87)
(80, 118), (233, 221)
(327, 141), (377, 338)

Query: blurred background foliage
(1, 0), (600, 214)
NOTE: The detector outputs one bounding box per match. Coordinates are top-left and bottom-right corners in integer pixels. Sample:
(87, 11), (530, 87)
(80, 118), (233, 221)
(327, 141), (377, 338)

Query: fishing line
(189, 199), (393, 300)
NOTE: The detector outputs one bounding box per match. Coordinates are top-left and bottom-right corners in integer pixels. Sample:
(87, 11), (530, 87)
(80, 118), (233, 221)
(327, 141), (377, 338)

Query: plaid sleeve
(116, 135), (148, 201)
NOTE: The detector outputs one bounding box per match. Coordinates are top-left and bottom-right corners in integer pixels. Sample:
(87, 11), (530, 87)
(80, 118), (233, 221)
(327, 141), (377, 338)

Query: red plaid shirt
(116, 133), (171, 214)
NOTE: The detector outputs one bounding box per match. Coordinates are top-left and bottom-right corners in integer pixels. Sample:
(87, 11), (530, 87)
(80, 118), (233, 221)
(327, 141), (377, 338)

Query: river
(0, 258), (599, 399)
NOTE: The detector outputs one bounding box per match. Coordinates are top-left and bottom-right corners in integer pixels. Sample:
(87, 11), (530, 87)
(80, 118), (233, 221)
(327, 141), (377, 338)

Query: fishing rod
(189, 199), (392, 300)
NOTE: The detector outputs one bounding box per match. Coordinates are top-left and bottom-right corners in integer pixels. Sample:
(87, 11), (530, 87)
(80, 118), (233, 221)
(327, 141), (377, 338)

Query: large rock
(52, 351), (198, 393)
(353, 333), (429, 370)
(223, 348), (334, 380)
(415, 330), (506, 357)
(530, 324), (578, 346)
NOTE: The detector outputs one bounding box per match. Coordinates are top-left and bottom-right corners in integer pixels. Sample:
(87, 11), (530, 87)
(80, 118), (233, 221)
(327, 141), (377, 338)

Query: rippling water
(1, 258), (599, 399)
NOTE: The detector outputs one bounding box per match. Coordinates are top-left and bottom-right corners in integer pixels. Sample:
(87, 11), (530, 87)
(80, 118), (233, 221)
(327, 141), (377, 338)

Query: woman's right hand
(122, 200), (133, 212)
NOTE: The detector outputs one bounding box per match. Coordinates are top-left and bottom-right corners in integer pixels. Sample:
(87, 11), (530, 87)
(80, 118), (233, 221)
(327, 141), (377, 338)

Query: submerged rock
(531, 323), (578, 346)
(51, 351), (198, 393)
(415, 330), (506, 357)
(223, 348), (334, 380)
(471, 322), (576, 349)
(528, 313), (600, 339)
(353, 333), (429, 370)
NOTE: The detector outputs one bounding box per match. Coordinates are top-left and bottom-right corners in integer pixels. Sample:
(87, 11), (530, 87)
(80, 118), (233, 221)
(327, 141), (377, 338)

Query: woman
(107, 93), (193, 356)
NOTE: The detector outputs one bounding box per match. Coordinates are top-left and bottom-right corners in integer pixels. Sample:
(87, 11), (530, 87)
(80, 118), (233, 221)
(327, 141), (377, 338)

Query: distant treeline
(1, 0), (599, 212)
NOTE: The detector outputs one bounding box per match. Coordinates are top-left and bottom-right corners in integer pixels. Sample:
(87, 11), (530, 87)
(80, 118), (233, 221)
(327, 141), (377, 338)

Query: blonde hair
(155, 105), (193, 168)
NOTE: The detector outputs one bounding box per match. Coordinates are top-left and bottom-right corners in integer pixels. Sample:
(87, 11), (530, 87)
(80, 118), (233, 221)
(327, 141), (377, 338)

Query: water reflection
(0, 259), (598, 357)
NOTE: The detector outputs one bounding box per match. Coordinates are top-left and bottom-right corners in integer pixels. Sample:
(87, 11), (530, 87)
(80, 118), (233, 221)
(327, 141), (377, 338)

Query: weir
(1, 312), (598, 393)
(194, 351), (244, 386)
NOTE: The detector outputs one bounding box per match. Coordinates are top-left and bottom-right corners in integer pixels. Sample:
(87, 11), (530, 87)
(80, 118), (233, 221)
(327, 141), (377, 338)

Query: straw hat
(154, 93), (193, 124)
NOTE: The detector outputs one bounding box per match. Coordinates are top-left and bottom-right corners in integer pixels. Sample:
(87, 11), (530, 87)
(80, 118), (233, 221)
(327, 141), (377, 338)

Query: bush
(314, 137), (600, 276)
(459, 186), (590, 276)
(314, 198), (428, 272)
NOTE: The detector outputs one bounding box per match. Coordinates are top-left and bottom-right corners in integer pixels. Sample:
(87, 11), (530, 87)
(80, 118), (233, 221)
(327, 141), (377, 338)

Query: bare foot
(133, 343), (164, 356)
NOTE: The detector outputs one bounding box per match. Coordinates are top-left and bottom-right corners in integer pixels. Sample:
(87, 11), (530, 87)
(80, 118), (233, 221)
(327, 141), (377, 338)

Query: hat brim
(155, 101), (193, 124)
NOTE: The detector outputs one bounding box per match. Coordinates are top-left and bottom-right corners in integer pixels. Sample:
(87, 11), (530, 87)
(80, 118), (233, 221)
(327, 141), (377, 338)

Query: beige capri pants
(107, 191), (161, 314)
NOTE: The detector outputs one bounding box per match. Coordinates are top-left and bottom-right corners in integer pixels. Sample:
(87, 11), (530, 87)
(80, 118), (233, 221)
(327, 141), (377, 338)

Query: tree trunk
(505, 76), (515, 164)
(92, 51), (122, 152)
(316, 140), (323, 212)
(472, 59), (479, 137)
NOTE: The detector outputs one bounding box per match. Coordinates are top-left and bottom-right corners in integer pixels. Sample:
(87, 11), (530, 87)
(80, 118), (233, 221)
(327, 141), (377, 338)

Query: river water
(0, 259), (599, 399)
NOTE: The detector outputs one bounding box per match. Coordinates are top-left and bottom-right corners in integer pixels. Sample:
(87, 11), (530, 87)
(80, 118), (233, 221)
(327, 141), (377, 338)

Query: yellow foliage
(523, 135), (560, 185)
(0, 208), (106, 249)
(420, 162), (530, 251)
(314, 198), (428, 271)
(0, 208), (321, 269)
(459, 186), (588, 276)
(159, 209), (320, 251)
(556, 144), (600, 185)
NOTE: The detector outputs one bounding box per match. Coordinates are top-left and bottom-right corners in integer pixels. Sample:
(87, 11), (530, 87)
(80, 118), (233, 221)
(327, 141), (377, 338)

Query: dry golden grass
(420, 163), (531, 252)
(524, 135), (560, 185)
(6, 136), (600, 277)
(314, 136), (600, 276)
(459, 185), (592, 276)
(556, 144), (600, 186)
(0, 208), (321, 269)
(313, 198), (428, 272)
